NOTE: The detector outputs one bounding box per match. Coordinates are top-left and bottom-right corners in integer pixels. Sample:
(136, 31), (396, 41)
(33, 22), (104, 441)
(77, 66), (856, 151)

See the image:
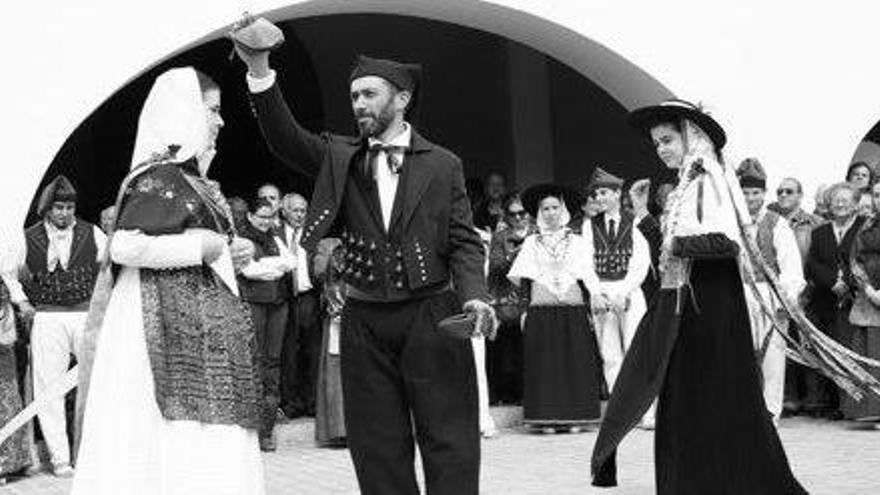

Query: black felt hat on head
(350, 55), (421, 93)
(521, 183), (582, 217)
(586, 167), (625, 195)
(627, 98), (727, 151)
(737, 157), (767, 189)
(37, 175), (77, 216)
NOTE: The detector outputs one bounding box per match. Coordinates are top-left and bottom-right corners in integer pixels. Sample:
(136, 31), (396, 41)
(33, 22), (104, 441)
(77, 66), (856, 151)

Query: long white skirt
(71, 267), (265, 495)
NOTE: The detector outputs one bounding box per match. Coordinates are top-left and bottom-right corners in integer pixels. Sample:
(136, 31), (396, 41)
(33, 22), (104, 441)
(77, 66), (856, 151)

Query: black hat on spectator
(586, 167), (625, 195)
(37, 175), (77, 216)
(521, 183), (582, 217)
(627, 98), (727, 150)
(737, 158), (767, 190)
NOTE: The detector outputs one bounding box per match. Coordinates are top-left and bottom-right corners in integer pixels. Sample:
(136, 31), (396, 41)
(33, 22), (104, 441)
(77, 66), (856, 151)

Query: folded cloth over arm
(672, 233), (740, 260)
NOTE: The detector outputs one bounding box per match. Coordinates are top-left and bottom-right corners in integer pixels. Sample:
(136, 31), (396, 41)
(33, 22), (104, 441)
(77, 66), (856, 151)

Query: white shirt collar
(44, 219), (76, 236)
(368, 122), (412, 149)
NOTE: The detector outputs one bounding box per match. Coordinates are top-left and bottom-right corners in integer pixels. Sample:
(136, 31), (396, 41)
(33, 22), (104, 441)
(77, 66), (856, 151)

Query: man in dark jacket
(235, 29), (494, 494)
(805, 182), (865, 418)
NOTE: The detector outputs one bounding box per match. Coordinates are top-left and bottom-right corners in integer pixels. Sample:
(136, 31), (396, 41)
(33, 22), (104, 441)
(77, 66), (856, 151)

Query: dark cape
(591, 255), (807, 494)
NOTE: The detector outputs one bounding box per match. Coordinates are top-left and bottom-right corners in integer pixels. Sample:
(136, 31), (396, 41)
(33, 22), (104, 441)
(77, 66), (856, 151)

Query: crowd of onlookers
(1, 158), (880, 482)
(471, 161), (880, 427)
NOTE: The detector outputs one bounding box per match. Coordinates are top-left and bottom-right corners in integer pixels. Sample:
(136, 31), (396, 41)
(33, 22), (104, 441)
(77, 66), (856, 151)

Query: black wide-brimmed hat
(521, 183), (582, 217)
(627, 98), (727, 150)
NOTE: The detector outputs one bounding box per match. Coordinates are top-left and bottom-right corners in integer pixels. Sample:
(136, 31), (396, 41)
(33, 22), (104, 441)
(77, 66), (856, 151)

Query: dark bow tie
(368, 143), (409, 175)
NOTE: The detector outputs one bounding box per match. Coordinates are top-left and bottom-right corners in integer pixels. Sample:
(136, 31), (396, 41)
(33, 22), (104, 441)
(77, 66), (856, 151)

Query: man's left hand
(463, 299), (498, 340)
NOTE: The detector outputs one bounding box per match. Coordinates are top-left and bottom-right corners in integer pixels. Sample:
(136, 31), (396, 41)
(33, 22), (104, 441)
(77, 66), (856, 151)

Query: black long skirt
(523, 305), (601, 424)
(592, 258), (807, 494)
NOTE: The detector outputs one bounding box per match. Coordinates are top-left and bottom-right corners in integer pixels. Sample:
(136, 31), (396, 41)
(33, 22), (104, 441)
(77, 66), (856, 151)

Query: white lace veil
(130, 67), (213, 174)
(535, 195), (572, 234)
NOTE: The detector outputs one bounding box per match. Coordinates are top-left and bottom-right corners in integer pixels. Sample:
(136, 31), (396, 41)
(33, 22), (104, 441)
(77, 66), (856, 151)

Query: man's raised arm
(236, 46), (324, 179)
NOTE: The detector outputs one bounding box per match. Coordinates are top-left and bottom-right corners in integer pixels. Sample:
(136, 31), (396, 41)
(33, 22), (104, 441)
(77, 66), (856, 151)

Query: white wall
(3, 0), (879, 228)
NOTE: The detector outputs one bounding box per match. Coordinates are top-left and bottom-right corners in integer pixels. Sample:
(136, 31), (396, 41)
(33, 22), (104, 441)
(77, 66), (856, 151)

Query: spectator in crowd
(843, 180), (880, 423)
(257, 183), (282, 226)
(99, 205), (116, 234)
(629, 179), (662, 304)
(583, 168), (651, 427)
(574, 189), (604, 234)
(474, 172), (508, 232)
(773, 178), (825, 262)
(737, 159), (805, 423)
(238, 197), (296, 451)
(313, 237), (347, 447)
(858, 190), (874, 218)
(847, 162), (874, 193)
(813, 184), (833, 221)
(278, 192), (319, 419)
(487, 191), (534, 406)
(805, 182), (866, 418)
(18, 175), (106, 477)
(0, 235), (32, 481)
(509, 184), (602, 434)
(771, 177), (824, 416)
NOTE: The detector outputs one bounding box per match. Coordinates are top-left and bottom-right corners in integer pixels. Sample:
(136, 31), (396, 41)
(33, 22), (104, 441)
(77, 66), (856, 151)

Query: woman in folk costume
(591, 99), (880, 493)
(508, 184), (603, 433)
(71, 67), (265, 495)
(0, 275), (31, 481)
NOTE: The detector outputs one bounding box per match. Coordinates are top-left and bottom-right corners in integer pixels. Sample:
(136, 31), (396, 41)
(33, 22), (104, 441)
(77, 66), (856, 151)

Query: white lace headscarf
(663, 118), (749, 247)
(130, 67), (216, 175)
(535, 195), (572, 235)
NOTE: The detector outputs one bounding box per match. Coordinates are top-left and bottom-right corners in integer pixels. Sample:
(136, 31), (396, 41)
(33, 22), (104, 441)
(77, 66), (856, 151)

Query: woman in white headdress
(590, 100), (810, 493)
(71, 67), (265, 495)
(508, 184), (603, 433)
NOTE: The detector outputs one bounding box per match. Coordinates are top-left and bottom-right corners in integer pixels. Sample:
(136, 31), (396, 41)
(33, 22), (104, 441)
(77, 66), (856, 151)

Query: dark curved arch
(28, 2), (674, 226)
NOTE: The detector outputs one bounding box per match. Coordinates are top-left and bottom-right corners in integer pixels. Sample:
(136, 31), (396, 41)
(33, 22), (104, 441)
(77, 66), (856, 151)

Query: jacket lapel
(390, 131), (434, 232)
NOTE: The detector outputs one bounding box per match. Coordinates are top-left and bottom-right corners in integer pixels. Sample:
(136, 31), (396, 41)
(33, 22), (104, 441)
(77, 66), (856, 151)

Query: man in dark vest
(234, 22), (495, 495)
(737, 158), (805, 424)
(19, 175), (105, 476)
(237, 197), (296, 451)
(583, 167), (651, 421)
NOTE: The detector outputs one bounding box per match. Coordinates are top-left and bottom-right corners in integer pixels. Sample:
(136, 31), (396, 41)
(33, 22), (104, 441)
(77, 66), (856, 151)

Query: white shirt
(283, 223), (313, 294)
(581, 216), (651, 299)
(752, 207), (806, 299)
(832, 216), (858, 245)
(240, 234), (295, 281)
(368, 123), (411, 231)
(604, 211), (621, 237)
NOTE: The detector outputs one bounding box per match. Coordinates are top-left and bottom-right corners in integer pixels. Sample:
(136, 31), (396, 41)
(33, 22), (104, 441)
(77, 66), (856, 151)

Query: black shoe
(259, 436), (277, 452)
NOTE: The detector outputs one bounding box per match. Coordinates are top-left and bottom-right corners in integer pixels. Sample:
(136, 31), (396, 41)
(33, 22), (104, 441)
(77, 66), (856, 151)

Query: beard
(355, 102), (396, 139)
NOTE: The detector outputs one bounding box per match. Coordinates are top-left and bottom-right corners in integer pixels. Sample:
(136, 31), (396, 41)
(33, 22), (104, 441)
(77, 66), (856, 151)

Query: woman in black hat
(590, 100), (808, 494)
(508, 184), (603, 433)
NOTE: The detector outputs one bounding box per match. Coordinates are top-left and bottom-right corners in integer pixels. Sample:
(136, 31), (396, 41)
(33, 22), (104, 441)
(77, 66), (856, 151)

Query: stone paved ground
(3, 409), (880, 494)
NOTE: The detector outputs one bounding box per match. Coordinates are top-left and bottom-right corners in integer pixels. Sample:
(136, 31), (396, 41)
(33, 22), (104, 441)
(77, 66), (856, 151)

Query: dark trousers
(804, 308), (848, 413)
(341, 292), (479, 495)
(280, 290), (321, 416)
(486, 319), (523, 404)
(250, 300), (289, 437)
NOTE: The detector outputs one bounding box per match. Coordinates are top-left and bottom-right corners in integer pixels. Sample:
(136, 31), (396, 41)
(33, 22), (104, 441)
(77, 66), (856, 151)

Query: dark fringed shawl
(115, 161), (261, 429)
